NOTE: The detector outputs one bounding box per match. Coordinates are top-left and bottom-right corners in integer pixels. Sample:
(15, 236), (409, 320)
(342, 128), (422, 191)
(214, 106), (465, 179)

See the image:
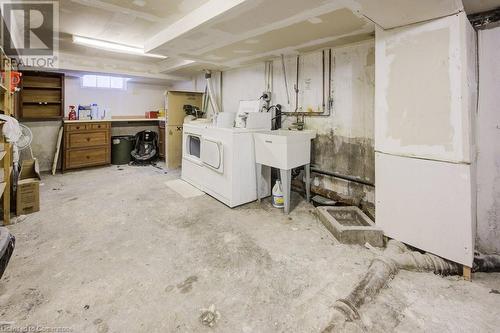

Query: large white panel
(375, 13), (476, 163)
(375, 152), (474, 266)
(476, 26), (500, 254)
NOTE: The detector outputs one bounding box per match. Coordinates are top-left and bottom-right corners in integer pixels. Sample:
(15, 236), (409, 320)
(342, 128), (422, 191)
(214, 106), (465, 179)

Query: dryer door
(201, 137), (224, 173)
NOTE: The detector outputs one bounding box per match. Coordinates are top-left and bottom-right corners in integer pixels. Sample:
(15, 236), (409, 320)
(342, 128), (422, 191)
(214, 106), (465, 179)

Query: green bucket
(111, 135), (135, 165)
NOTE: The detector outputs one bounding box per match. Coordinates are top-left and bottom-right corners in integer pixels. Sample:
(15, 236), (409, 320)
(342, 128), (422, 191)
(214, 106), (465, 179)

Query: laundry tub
(111, 135), (135, 165)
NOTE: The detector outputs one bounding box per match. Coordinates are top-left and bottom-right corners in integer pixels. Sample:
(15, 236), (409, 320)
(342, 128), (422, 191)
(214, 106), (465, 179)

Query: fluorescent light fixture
(73, 35), (166, 59)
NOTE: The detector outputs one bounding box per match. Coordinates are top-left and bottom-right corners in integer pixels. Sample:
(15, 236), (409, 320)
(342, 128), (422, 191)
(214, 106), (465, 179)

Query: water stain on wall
(312, 130), (375, 184)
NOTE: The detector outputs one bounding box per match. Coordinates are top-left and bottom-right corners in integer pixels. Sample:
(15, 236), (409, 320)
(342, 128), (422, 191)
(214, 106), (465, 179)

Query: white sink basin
(253, 130), (316, 170)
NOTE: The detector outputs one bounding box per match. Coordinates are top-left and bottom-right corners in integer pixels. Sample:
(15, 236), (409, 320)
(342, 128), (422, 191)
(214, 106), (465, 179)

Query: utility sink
(253, 130), (316, 170)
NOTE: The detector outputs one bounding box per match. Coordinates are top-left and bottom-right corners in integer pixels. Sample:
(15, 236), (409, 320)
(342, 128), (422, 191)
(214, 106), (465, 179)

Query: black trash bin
(111, 135), (135, 165)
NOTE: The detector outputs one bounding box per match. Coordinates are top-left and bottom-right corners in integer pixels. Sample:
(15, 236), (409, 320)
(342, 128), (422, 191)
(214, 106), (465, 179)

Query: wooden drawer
(66, 130), (109, 149)
(65, 147), (110, 169)
(65, 123), (88, 132)
(90, 123), (110, 130)
(65, 122), (110, 132)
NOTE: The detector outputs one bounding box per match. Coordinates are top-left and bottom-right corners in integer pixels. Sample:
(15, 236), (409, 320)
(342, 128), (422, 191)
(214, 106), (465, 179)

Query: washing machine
(181, 110), (272, 207)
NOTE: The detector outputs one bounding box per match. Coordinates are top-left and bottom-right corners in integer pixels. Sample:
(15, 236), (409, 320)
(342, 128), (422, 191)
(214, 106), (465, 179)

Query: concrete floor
(0, 164), (499, 332)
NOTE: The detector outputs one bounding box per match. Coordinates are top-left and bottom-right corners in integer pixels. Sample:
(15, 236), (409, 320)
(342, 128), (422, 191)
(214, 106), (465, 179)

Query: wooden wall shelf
(19, 71), (64, 121)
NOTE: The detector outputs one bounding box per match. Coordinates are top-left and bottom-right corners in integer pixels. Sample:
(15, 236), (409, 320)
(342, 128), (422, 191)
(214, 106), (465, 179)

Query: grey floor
(0, 164), (499, 332)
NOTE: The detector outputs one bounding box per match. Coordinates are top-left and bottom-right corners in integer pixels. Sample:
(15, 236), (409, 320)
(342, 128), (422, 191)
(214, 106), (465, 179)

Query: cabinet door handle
(86, 137), (91, 142)
(44, 102), (48, 105)
(38, 102), (42, 105)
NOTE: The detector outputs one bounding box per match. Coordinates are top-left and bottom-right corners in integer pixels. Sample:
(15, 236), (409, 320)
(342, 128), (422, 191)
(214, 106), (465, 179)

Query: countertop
(63, 118), (165, 123)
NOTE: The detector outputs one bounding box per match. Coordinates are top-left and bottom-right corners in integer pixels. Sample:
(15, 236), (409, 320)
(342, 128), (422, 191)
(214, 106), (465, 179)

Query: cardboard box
(166, 91), (203, 125)
(16, 159), (41, 216)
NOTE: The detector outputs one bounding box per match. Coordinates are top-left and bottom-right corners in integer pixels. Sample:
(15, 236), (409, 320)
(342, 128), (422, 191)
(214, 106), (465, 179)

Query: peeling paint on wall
(280, 41), (375, 205)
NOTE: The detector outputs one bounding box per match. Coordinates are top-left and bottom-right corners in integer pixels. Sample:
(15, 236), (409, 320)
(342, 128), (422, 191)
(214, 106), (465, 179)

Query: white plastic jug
(272, 180), (284, 208)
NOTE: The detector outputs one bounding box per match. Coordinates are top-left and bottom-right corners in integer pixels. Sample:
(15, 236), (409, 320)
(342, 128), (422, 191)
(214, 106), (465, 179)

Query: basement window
(81, 75), (128, 90)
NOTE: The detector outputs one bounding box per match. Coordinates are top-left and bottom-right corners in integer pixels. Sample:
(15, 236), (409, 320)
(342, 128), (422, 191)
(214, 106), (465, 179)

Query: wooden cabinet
(165, 91), (203, 168)
(158, 121), (165, 159)
(63, 122), (111, 171)
(19, 71), (64, 120)
(166, 125), (183, 169)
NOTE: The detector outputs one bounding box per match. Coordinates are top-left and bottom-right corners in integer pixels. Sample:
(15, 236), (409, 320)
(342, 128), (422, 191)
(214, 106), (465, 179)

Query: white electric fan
(15, 123), (34, 160)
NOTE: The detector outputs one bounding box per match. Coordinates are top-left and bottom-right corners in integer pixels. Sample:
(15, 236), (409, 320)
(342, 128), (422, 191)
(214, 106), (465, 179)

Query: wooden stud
(463, 265), (472, 282)
(52, 126), (63, 175)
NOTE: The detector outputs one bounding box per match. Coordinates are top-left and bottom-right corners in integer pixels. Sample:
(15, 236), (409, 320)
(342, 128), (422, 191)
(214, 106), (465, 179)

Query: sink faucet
(237, 112), (248, 128)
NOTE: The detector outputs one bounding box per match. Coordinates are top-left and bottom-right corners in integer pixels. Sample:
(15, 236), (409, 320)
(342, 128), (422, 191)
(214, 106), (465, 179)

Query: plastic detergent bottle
(272, 180), (284, 208)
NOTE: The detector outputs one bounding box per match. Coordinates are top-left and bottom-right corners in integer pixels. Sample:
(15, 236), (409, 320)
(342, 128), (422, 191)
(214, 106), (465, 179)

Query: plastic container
(111, 135), (135, 165)
(272, 180), (284, 208)
(68, 105), (77, 120)
(90, 103), (99, 120)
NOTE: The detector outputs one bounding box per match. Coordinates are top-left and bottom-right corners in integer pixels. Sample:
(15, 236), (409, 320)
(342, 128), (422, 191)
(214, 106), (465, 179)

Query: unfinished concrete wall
(22, 120), (62, 172)
(476, 25), (500, 254)
(304, 41), (375, 210)
(278, 42), (375, 209)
